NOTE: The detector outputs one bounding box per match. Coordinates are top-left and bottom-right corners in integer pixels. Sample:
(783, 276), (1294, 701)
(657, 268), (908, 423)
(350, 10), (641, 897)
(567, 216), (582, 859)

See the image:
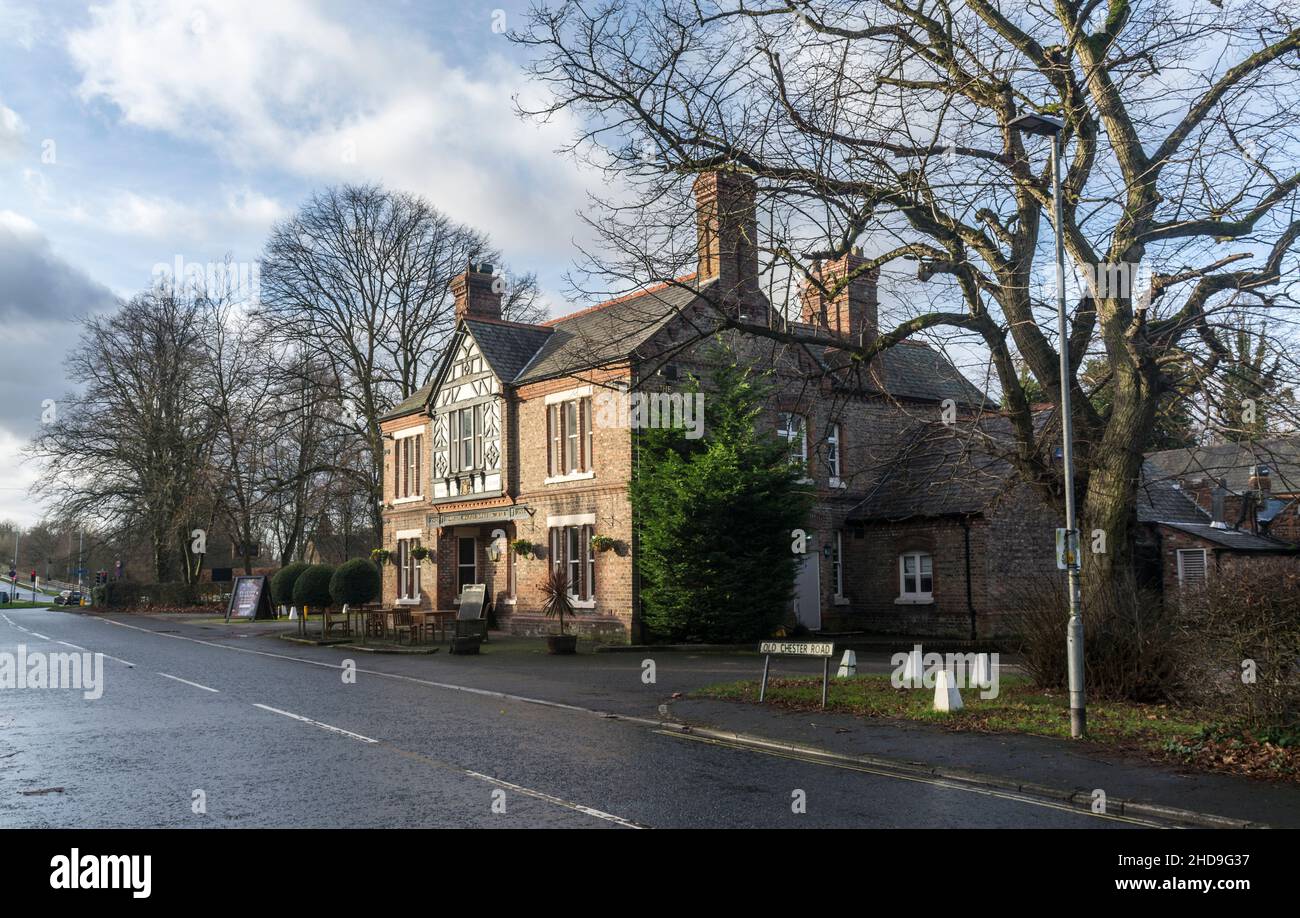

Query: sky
(0, 0), (604, 527)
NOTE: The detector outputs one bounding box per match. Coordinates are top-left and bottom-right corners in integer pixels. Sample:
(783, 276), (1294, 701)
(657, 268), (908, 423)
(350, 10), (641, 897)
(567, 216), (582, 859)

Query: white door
(792, 550), (821, 631)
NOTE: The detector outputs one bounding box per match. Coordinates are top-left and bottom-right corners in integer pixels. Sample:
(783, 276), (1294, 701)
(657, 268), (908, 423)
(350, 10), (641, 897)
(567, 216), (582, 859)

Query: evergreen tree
(631, 346), (812, 643)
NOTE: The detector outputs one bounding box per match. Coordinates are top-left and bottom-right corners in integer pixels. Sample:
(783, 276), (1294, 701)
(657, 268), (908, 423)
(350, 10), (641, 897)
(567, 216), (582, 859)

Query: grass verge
(695, 674), (1299, 781)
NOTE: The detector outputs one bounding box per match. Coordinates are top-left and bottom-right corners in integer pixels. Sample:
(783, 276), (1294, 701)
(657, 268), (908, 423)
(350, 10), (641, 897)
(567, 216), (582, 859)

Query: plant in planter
(292, 563), (336, 615)
(509, 538), (533, 558)
(369, 548), (392, 566)
(329, 558), (380, 607)
(410, 545), (430, 562)
(540, 566), (579, 654)
(590, 534), (616, 553)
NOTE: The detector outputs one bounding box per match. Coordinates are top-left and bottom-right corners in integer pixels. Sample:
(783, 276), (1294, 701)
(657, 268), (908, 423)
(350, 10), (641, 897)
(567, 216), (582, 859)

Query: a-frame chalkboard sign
(225, 575), (275, 621)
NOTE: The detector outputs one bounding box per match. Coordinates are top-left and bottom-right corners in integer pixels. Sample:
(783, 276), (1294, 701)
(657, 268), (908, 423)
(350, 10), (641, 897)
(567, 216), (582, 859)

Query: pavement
(2, 606), (1296, 829)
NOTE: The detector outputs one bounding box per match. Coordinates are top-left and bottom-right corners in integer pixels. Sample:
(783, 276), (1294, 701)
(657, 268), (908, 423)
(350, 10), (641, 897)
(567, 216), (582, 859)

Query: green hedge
(330, 558), (380, 607)
(92, 580), (223, 608)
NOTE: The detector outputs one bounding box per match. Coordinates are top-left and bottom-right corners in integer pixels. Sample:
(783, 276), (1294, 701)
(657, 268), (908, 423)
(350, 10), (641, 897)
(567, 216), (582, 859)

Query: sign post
(757, 641), (836, 709)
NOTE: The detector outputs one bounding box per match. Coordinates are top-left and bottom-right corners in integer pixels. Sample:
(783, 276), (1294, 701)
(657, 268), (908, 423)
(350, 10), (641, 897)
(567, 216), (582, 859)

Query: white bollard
(836, 649), (857, 678)
(902, 646), (924, 688)
(970, 653), (991, 687)
(288, 605), (299, 621)
(933, 668), (964, 712)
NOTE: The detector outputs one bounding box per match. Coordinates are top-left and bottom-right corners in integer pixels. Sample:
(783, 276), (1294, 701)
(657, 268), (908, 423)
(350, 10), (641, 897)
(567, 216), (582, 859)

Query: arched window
(898, 551), (933, 601)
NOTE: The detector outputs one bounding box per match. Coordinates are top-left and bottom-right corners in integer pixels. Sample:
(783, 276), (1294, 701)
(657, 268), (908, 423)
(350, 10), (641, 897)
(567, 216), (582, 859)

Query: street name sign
(758, 640), (836, 708)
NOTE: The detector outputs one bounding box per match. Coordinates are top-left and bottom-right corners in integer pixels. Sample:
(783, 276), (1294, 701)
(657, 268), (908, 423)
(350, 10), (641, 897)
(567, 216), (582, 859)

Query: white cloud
(0, 98), (26, 158)
(67, 0), (597, 264)
(0, 1), (41, 51)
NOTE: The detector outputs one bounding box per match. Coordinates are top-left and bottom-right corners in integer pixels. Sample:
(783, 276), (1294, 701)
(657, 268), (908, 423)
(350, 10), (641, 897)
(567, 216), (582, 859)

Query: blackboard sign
(226, 575), (274, 621)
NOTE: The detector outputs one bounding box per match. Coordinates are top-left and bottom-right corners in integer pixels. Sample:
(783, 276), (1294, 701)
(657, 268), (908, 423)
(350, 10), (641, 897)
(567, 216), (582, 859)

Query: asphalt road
(0, 608), (1150, 829)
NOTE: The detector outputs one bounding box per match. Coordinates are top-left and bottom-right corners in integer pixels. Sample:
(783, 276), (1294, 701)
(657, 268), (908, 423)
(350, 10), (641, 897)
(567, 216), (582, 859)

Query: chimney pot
(800, 251), (879, 345)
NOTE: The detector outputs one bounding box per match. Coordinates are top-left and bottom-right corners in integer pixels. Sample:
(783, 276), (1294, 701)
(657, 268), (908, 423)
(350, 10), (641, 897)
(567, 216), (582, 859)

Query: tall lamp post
(1009, 111), (1086, 738)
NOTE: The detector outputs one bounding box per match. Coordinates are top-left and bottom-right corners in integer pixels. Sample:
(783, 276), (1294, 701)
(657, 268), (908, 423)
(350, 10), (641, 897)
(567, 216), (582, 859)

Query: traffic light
(30, 570), (36, 584)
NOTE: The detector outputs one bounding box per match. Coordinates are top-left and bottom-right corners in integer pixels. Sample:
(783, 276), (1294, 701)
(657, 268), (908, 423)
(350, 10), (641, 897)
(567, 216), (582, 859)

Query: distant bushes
(92, 580), (224, 609)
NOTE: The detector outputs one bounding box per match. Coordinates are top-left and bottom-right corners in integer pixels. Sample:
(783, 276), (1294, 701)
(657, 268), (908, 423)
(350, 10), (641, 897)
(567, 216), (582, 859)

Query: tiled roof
(513, 279), (705, 384)
(1137, 461), (1295, 551)
(463, 318), (553, 382)
(380, 382), (433, 421)
(847, 417), (1018, 521)
(872, 342), (993, 407)
(1145, 437), (1300, 495)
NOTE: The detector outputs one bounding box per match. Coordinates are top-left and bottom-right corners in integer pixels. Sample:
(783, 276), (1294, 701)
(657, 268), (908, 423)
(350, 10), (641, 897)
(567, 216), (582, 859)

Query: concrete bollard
(288, 605), (298, 621)
(902, 646), (924, 687)
(933, 668), (963, 712)
(970, 653), (991, 687)
(836, 650), (857, 678)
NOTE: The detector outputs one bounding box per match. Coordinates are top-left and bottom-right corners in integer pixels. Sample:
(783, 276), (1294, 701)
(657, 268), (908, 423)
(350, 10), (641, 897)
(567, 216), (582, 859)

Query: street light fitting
(1008, 112), (1064, 137)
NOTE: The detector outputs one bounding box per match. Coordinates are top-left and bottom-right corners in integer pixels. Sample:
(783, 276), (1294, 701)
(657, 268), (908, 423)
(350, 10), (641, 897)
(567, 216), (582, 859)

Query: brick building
(377, 169), (1061, 641)
(1137, 441), (1300, 595)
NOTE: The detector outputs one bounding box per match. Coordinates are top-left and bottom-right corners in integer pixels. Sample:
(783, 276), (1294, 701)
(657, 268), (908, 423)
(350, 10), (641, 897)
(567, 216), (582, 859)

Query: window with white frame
(1177, 549), (1207, 588)
(549, 524), (595, 601)
(547, 397), (593, 477)
(397, 538), (421, 601)
(449, 405), (483, 473)
(393, 432), (424, 499)
(899, 551), (933, 601)
(826, 423), (842, 482)
(778, 412), (807, 471)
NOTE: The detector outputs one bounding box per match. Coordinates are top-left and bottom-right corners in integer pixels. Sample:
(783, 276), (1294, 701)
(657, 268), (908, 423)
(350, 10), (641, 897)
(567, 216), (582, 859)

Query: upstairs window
(449, 405), (483, 473)
(778, 412), (807, 472)
(826, 423), (842, 481)
(394, 433), (424, 499)
(547, 397), (593, 477)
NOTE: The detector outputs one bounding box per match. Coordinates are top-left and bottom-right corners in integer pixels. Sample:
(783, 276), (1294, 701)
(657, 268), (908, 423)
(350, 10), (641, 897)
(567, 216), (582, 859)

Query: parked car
(55, 590), (83, 606)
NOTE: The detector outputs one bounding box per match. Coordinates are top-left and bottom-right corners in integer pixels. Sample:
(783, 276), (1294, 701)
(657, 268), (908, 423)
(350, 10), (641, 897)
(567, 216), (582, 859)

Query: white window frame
(778, 412), (807, 470)
(392, 428), (424, 501)
(897, 551), (933, 603)
(1177, 548), (1208, 588)
(827, 423), (843, 487)
(396, 533), (422, 604)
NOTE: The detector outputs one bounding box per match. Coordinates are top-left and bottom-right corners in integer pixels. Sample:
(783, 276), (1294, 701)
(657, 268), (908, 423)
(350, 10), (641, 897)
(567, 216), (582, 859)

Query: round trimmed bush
(271, 562), (310, 605)
(330, 558), (381, 607)
(292, 564), (336, 610)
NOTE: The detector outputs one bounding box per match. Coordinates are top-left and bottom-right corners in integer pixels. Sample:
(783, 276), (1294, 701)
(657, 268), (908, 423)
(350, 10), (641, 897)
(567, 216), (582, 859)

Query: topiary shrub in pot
(329, 558), (381, 608)
(271, 562), (311, 607)
(292, 563), (336, 614)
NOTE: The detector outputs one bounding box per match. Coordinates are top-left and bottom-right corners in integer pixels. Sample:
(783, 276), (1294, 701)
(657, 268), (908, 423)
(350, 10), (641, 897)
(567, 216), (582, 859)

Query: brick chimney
(693, 170), (762, 310)
(800, 247), (879, 345)
(1249, 464), (1271, 497)
(451, 262), (502, 321)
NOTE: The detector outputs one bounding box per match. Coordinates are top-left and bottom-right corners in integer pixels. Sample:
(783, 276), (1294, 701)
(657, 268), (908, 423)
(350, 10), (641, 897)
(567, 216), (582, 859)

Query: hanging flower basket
(370, 548), (392, 566)
(590, 535), (617, 553)
(509, 538), (534, 558)
(410, 545), (430, 562)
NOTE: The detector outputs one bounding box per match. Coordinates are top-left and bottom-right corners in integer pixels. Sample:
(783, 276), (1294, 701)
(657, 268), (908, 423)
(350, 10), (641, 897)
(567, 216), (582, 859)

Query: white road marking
(157, 672), (219, 693)
(58, 641), (88, 651)
(463, 770), (646, 828)
(28, 631), (50, 640)
(252, 703), (378, 744)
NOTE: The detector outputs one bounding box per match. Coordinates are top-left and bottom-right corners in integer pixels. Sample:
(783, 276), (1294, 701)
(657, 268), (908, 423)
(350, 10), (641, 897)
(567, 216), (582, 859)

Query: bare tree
(514, 0), (1300, 595)
(258, 183), (543, 540)
(30, 282), (219, 581)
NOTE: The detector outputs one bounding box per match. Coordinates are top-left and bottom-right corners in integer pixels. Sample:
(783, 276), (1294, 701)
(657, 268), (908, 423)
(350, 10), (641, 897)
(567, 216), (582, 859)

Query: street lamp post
(1009, 111), (1087, 738)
